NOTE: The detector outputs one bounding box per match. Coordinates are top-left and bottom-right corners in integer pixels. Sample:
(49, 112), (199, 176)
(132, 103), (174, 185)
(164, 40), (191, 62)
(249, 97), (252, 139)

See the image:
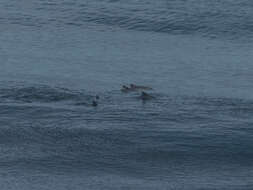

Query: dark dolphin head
(141, 91), (148, 96)
(92, 100), (98, 107)
(140, 91), (154, 101)
(122, 85), (129, 89)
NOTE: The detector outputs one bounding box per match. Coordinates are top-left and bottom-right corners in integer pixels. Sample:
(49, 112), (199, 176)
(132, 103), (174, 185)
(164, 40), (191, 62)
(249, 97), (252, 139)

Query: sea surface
(0, 0), (253, 189)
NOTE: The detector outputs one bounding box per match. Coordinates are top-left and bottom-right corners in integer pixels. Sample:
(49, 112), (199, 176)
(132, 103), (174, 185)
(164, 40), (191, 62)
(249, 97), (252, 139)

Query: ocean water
(0, 0), (253, 189)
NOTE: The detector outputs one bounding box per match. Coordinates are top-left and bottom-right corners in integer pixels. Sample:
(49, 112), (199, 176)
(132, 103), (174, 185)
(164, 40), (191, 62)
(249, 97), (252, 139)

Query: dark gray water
(0, 0), (253, 189)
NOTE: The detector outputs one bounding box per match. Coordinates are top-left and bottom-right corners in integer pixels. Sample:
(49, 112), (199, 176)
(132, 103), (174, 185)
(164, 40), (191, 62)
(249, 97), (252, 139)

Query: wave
(2, 0), (253, 41)
(0, 85), (93, 104)
(1, 84), (253, 119)
(0, 120), (252, 175)
(0, 84), (252, 185)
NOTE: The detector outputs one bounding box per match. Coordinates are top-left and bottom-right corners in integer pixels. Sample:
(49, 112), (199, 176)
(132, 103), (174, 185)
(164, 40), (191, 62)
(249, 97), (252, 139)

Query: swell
(1, 0), (253, 41)
(0, 85), (94, 105)
(0, 85), (253, 175)
(0, 124), (252, 176)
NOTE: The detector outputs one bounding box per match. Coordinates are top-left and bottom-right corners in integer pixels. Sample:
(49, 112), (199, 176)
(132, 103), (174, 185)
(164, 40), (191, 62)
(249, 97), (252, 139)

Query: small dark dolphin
(92, 100), (98, 107)
(121, 85), (132, 92)
(139, 91), (154, 100)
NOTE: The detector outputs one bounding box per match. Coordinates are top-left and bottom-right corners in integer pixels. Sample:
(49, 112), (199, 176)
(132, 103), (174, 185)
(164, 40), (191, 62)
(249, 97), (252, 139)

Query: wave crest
(0, 86), (88, 103)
